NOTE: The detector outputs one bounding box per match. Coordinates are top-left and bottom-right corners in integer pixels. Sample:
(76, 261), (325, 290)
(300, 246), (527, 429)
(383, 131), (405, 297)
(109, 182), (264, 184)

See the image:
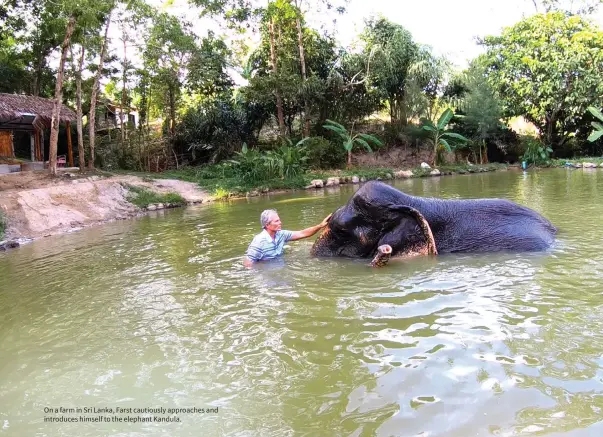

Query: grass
(0, 211), (6, 240)
(122, 184), (186, 209)
(109, 162), (508, 200)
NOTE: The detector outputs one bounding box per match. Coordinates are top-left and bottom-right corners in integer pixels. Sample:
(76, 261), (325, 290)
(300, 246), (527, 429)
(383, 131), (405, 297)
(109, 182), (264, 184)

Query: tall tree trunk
(269, 18), (286, 137)
(121, 35), (127, 148)
(168, 84), (176, 138)
(32, 51), (46, 96)
(49, 15), (76, 176)
(75, 45), (86, 170)
(88, 12), (112, 169)
(296, 15), (310, 137)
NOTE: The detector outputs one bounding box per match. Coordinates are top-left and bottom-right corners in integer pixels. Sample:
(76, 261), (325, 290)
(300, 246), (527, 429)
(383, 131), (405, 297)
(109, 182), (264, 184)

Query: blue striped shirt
(246, 229), (294, 262)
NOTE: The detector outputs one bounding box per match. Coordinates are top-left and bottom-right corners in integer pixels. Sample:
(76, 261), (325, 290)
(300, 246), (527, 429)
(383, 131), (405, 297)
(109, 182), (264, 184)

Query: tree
(480, 12), (603, 151)
(528, 0), (602, 14)
(143, 12), (196, 138)
(421, 108), (468, 166)
(361, 18), (418, 125)
(88, 9), (113, 169)
(49, 15), (77, 175)
(461, 63), (502, 164)
(72, 44), (86, 169)
(322, 119), (383, 168)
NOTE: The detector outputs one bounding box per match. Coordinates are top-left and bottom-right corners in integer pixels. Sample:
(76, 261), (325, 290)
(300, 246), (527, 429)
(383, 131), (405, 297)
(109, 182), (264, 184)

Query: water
(1, 168), (602, 436)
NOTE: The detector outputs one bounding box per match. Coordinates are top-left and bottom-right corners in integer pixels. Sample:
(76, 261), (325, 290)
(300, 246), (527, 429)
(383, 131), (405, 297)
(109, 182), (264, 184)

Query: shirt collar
(261, 229), (277, 241)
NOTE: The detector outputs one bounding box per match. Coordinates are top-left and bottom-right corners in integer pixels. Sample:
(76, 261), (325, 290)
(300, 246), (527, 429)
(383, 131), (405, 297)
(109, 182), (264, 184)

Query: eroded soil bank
(0, 171), (212, 243)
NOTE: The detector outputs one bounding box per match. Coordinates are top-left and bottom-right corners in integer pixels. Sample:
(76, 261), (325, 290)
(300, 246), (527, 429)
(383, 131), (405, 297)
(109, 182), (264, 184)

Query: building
(0, 93), (77, 166)
(96, 100), (139, 133)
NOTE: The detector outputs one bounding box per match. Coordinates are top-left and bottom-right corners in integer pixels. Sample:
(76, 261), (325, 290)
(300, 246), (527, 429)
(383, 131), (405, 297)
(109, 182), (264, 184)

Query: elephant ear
(382, 204), (438, 256)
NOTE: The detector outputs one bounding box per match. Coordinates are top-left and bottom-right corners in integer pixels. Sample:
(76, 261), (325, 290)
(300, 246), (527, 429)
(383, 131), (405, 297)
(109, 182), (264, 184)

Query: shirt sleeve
(280, 230), (294, 243)
(246, 237), (264, 261)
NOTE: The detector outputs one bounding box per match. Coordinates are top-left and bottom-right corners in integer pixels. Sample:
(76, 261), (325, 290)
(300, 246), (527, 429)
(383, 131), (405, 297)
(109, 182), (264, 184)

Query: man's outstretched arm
(289, 213), (332, 241)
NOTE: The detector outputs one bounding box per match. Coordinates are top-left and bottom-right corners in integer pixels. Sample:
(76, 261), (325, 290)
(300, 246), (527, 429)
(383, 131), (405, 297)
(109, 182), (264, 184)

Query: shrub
(176, 98), (260, 164)
(303, 136), (346, 169)
(0, 211), (6, 240)
(520, 136), (553, 165)
(123, 185), (186, 209)
(265, 142), (309, 178)
(228, 140), (310, 183)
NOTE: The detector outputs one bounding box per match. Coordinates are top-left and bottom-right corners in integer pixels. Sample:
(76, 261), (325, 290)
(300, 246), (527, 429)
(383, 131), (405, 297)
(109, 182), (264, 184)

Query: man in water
(243, 209), (331, 267)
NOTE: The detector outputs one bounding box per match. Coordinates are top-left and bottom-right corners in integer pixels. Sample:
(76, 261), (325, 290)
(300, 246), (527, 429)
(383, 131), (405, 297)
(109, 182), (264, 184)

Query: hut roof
(0, 93), (77, 131)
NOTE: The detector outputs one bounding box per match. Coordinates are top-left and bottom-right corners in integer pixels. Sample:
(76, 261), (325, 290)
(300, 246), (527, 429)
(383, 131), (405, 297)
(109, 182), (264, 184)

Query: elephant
(310, 181), (557, 267)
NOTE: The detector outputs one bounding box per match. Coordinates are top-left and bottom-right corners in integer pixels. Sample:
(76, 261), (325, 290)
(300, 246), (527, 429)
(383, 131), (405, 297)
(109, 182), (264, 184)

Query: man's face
(265, 213), (282, 232)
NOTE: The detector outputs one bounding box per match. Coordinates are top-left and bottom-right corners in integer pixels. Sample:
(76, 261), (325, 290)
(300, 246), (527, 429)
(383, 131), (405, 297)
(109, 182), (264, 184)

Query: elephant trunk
(371, 244), (392, 267)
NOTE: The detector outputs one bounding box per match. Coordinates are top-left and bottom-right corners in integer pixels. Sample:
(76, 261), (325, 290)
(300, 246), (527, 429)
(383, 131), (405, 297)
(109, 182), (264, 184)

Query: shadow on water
(1, 168), (602, 436)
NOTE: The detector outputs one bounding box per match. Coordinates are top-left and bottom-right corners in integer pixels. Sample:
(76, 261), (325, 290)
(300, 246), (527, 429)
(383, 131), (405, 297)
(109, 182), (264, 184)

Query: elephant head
(311, 182), (437, 264)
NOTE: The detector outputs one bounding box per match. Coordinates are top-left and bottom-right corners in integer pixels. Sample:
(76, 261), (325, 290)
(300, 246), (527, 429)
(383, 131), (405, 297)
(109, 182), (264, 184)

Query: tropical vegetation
(1, 0), (603, 188)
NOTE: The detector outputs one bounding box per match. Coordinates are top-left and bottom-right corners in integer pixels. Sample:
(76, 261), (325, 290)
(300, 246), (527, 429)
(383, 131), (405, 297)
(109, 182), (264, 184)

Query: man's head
(261, 209), (282, 232)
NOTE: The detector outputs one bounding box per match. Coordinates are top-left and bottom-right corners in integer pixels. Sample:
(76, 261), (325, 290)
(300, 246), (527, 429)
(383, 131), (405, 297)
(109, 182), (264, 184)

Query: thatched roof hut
(0, 93), (77, 162)
(0, 93), (77, 132)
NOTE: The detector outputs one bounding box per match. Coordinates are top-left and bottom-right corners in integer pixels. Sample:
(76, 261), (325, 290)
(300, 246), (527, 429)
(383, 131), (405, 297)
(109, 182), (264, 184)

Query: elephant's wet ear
(389, 204), (438, 256)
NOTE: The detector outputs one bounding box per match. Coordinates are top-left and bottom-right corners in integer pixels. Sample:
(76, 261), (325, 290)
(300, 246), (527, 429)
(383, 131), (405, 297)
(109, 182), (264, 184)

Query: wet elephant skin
(311, 181), (557, 258)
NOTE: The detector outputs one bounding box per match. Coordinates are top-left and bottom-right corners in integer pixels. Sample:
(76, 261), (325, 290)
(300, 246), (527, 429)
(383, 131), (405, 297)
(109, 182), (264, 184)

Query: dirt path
(0, 171), (212, 242)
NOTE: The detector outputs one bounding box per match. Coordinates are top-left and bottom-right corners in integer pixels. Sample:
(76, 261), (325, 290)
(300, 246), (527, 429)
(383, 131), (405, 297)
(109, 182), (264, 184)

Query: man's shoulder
(251, 230), (270, 245)
(276, 230), (293, 242)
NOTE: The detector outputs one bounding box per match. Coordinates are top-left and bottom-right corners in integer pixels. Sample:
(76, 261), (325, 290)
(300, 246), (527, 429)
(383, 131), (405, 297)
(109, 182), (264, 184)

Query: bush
(265, 143), (309, 178)
(520, 136), (553, 165)
(123, 185), (186, 209)
(176, 98), (260, 164)
(303, 136), (346, 169)
(228, 141), (310, 183)
(0, 211), (6, 240)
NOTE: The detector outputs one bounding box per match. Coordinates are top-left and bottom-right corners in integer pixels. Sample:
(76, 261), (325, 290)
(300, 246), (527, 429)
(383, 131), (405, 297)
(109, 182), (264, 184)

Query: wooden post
(35, 130), (40, 161)
(66, 121), (74, 167)
(30, 132), (35, 161)
(41, 129), (45, 162)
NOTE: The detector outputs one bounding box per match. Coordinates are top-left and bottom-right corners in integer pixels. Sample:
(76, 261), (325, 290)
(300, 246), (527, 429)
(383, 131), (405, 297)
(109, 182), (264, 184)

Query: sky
(155, 0), (603, 70)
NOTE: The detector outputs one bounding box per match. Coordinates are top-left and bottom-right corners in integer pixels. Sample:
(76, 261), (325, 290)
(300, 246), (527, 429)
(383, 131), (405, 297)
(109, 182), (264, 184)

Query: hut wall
(0, 131), (14, 158)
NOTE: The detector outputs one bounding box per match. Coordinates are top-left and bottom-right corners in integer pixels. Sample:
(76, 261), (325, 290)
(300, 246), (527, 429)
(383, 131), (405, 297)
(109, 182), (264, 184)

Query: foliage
(228, 140), (309, 183)
(123, 184), (186, 208)
(455, 63), (502, 163)
(303, 136), (346, 169)
(361, 18), (418, 124)
(176, 97), (263, 164)
(480, 12), (603, 150)
(586, 106), (603, 142)
(520, 136), (553, 165)
(530, 0), (603, 14)
(322, 119), (383, 167)
(0, 210), (6, 240)
(264, 138), (310, 178)
(421, 108), (469, 165)
(406, 49), (451, 121)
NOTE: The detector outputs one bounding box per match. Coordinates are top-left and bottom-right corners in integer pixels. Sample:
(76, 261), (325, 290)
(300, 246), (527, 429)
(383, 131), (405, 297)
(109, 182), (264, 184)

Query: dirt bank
(0, 171), (212, 242)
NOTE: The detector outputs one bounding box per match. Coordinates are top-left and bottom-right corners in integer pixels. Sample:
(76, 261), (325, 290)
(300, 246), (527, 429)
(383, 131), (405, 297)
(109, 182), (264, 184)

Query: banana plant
(587, 106), (603, 142)
(322, 120), (383, 168)
(421, 108), (468, 166)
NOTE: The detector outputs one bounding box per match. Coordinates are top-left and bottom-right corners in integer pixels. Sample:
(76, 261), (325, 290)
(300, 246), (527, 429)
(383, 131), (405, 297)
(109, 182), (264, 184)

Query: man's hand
(319, 213), (332, 229)
(289, 213), (333, 241)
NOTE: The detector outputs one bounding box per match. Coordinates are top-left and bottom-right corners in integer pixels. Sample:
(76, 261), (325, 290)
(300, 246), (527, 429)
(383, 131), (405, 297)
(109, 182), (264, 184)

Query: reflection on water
(1, 168), (602, 436)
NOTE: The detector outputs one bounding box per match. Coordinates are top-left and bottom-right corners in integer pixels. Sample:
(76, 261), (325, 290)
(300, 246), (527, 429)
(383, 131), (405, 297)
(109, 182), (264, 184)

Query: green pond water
(1, 168), (603, 437)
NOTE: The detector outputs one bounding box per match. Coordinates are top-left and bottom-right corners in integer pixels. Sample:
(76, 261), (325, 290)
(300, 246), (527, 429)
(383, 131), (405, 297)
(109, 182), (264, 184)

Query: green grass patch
(123, 184), (186, 209)
(0, 211), (6, 240)
(112, 162), (509, 200)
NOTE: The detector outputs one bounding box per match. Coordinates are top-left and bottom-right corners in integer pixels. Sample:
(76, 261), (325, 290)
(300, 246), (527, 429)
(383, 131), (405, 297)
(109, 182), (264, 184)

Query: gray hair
(260, 209), (278, 228)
